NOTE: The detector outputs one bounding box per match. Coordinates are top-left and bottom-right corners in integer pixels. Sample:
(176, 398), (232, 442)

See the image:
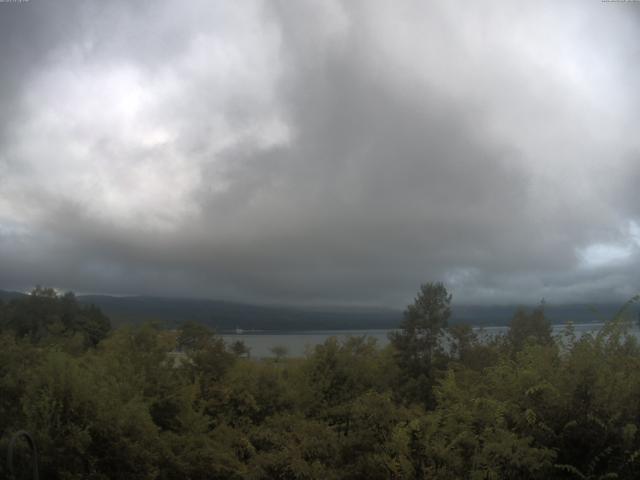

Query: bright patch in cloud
(579, 243), (633, 269)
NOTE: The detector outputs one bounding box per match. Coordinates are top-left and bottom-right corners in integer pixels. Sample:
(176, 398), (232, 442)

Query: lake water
(221, 322), (633, 358)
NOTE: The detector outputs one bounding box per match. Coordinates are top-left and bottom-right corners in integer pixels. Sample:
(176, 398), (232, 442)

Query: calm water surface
(221, 322), (634, 358)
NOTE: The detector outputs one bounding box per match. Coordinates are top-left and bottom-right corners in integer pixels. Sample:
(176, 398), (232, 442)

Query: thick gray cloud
(0, 0), (639, 306)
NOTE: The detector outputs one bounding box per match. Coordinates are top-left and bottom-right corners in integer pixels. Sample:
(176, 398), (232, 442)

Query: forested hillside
(75, 294), (402, 331)
(2, 289), (630, 331)
(70, 295), (640, 329)
(2, 285), (640, 479)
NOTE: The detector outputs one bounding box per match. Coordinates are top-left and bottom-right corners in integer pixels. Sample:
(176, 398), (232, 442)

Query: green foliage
(231, 340), (251, 358)
(3, 286), (640, 479)
(0, 287), (111, 349)
(269, 345), (289, 362)
(507, 306), (553, 352)
(390, 282), (452, 406)
(246, 414), (341, 479)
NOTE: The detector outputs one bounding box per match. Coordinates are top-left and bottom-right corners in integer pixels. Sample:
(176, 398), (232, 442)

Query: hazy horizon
(2, 286), (638, 314)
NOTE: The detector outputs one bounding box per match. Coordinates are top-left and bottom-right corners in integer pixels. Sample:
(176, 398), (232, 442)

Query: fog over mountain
(0, 1), (639, 307)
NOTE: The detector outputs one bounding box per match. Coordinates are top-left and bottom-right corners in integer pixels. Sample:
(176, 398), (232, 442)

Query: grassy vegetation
(1, 285), (640, 479)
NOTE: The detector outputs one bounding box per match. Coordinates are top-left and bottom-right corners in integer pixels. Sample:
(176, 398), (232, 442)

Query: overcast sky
(0, 0), (639, 307)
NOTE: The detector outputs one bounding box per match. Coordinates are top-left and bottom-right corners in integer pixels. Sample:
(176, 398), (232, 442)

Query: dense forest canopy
(2, 285), (640, 479)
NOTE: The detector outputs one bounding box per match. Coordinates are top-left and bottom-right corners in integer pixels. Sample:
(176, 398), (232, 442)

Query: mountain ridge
(2, 289), (637, 331)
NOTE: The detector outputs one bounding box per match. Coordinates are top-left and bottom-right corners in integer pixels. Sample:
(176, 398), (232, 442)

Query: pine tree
(390, 282), (451, 406)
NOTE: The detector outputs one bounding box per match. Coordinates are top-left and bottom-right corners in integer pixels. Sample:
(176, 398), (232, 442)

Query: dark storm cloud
(0, 0), (639, 306)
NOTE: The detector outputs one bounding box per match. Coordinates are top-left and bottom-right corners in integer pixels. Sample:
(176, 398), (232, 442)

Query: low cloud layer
(1, 0), (639, 306)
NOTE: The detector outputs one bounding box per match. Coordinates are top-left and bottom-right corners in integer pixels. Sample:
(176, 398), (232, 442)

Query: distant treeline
(1, 285), (640, 479)
(1, 288), (634, 331)
(0, 289), (401, 331)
